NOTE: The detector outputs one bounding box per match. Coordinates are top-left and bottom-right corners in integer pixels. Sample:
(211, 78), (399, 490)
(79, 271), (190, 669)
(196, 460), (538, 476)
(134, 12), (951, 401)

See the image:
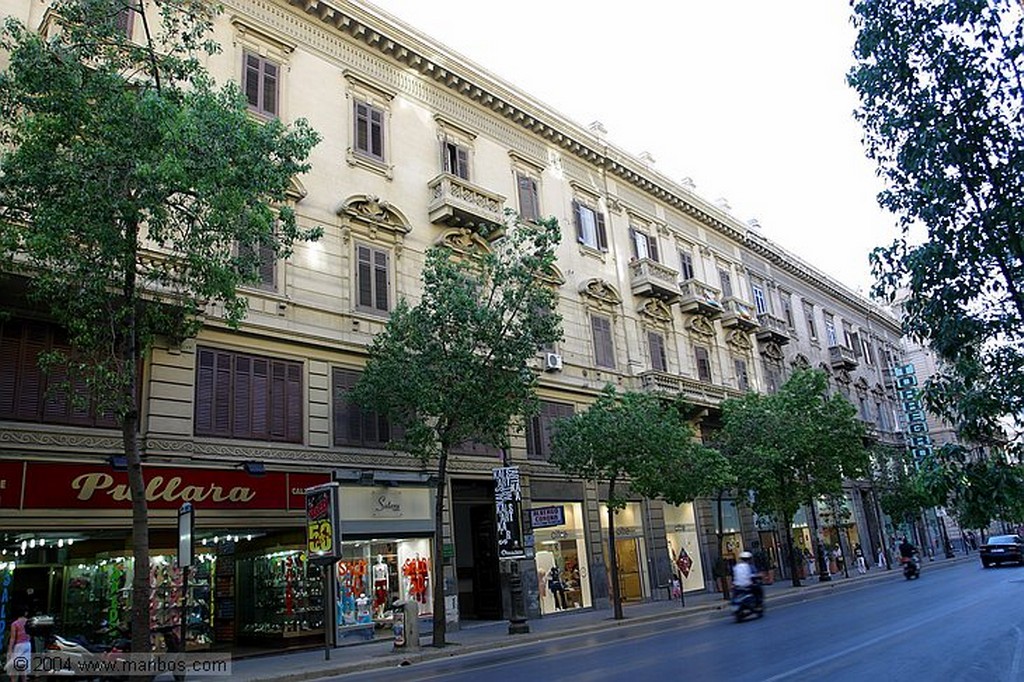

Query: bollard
(392, 600), (420, 652)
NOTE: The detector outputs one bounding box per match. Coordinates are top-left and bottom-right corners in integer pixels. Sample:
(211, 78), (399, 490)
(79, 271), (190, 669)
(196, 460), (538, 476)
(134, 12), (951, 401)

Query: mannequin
(372, 555), (390, 615)
(548, 565), (567, 610)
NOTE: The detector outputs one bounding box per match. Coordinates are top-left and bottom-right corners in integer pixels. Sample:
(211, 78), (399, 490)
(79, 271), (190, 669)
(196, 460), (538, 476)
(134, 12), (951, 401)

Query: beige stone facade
(1, 0), (908, 640)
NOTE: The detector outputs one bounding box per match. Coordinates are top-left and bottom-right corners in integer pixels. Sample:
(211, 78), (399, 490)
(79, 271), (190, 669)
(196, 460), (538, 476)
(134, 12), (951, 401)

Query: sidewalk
(215, 553), (974, 682)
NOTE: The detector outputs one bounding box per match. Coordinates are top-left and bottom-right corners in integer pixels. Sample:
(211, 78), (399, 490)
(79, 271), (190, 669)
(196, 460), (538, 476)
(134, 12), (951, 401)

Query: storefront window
(532, 502), (591, 614)
(599, 502), (649, 603)
(663, 503), (705, 593)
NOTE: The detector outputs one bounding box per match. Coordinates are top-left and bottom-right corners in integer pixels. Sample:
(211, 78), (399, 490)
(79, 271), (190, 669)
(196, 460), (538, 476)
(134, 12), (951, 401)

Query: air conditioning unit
(544, 353), (563, 372)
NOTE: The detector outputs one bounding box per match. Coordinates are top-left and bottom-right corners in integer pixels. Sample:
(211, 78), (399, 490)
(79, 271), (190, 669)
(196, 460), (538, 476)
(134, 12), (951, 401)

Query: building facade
(0, 0), (908, 651)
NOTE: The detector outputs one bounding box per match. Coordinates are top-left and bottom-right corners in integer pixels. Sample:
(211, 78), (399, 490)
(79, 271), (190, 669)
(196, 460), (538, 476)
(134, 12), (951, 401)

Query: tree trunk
(431, 447), (449, 648)
(782, 522), (801, 587)
(607, 478), (623, 620)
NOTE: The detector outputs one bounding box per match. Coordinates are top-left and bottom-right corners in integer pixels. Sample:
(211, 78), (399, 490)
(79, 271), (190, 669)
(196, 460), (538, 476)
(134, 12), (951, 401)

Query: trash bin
(392, 600), (420, 652)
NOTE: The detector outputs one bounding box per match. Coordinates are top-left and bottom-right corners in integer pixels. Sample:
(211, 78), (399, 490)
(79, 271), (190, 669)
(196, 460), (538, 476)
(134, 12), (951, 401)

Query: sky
(366, 0), (896, 294)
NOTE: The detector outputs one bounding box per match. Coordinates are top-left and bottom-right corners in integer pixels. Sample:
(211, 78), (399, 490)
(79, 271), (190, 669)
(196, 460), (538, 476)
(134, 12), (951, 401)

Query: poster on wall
(305, 482), (341, 564)
(493, 466), (526, 559)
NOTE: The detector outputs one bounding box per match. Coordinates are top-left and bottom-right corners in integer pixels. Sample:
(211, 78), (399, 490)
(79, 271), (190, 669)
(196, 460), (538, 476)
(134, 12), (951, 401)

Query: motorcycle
(730, 578), (765, 622)
(901, 554), (921, 580)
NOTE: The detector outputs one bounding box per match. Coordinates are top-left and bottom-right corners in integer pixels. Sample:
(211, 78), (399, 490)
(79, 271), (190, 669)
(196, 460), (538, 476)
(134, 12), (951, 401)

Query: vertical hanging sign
(493, 466), (526, 559)
(892, 363), (933, 461)
(305, 482), (341, 564)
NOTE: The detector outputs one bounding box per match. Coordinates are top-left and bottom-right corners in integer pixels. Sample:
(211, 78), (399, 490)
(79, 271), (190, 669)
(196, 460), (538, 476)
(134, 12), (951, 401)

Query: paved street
(309, 559), (1021, 682)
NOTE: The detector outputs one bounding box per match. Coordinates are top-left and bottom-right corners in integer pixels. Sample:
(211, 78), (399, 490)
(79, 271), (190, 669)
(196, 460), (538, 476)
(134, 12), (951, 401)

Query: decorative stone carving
(791, 353), (811, 370)
(579, 278), (622, 308)
(688, 315), (716, 338)
(727, 330), (753, 351)
(760, 341), (784, 362)
(638, 299), (673, 325)
(437, 228), (492, 257)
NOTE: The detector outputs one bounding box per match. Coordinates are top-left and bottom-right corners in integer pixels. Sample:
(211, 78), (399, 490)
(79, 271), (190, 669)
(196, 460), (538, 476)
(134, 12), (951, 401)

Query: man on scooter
(898, 537), (917, 561)
(732, 551), (763, 606)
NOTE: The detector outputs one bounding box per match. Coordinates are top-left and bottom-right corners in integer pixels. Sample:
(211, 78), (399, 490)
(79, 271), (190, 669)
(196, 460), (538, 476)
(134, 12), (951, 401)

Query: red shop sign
(0, 460), (25, 509)
(16, 462), (329, 511)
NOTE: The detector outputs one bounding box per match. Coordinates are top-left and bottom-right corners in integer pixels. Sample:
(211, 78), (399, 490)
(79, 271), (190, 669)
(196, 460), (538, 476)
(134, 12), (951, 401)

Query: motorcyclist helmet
(739, 551), (753, 560)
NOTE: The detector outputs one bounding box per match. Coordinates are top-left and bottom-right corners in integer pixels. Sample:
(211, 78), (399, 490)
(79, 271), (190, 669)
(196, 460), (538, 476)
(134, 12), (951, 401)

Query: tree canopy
(0, 0), (320, 651)
(550, 385), (730, 618)
(848, 0), (1024, 449)
(717, 368), (869, 585)
(352, 213), (562, 647)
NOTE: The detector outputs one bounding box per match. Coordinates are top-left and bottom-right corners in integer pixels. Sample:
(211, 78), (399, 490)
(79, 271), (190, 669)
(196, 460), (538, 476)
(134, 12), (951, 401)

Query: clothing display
(402, 556), (429, 604)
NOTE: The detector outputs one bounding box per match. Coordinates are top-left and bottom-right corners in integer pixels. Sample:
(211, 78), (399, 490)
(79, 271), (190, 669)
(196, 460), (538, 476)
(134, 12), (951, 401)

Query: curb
(240, 555), (974, 682)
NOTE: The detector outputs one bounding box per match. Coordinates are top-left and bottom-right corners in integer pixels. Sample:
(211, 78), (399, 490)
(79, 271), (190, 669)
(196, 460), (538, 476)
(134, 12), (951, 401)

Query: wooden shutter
(332, 368), (357, 445)
(517, 173), (539, 221)
(648, 331), (666, 372)
(114, 8), (133, 38)
(629, 228), (638, 259)
(0, 320), (20, 418)
(195, 347), (215, 434)
(357, 245), (373, 308)
(270, 361), (287, 438)
(591, 315), (615, 369)
(649, 235), (659, 262)
(355, 101), (369, 153)
(262, 60), (278, 116)
(456, 147), (469, 179)
(595, 211), (608, 250)
(16, 322), (48, 421)
(373, 249), (389, 312)
(214, 351), (232, 436)
(370, 107), (384, 159)
(233, 355), (252, 437)
(251, 357), (269, 438)
(695, 346), (711, 382)
(258, 243), (276, 289)
(286, 362), (302, 443)
(244, 53), (261, 110)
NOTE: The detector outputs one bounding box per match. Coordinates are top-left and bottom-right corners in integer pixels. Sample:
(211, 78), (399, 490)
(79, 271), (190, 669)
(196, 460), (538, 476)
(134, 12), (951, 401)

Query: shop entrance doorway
(451, 479), (503, 621)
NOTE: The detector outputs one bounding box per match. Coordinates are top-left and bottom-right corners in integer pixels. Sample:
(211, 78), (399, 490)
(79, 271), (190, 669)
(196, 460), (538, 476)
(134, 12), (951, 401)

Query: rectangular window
(239, 240), (276, 290)
(356, 244), (390, 314)
(573, 200), (608, 251)
(875, 401), (886, 430)
(526, 400), (574, 461)
(443, 140), (470, 179)
(825, 314), (838, 346)
(719, 268), (733, 298)
(804, 303), (818, 341)
(114, 7), (133, 37)
(332, 367), (398, 447)
(648, 331), (667, 372)
(734, 358), (750, 391)
(630, 228), (659, 262)
(0, 319), (118, 428)
(243, 52), (279, 118)
(694, 345), (712, 383)
(591, 314), (616, 369)
(516, 172), (540, 222)
(862, 337), (875, 365)
(763, 361), (781, 394)
(354, 100), (385, 162)
(780, 292), (795, 328)
(195, 347), (302, 443)
(859, 397), (871, 421)
(751, 283), (768, 315)
(679, 249), (694, 281)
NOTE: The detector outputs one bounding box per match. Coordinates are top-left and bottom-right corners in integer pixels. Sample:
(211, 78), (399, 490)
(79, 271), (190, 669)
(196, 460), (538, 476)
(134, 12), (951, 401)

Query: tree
(717, 369), (870, 586)
(919, 443), (1024, 530)
(871, 445), (937, 535)
(848, 0), (1024, 450)
(0, 0), (321, 652)
(351, 214), (562, 648)
(549, 386), (730, 620)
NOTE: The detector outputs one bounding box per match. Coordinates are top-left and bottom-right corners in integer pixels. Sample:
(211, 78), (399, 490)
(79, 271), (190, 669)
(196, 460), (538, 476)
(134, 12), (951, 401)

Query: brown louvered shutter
(42, 360), (70, 424)
(114, 8), (133, 37)
(263, 60), (278, 116)
(649, 235), (660, 263)
(258, 243), (276, 289)
(374, 250), (389, 311)
(517, 173), (539, 222)
(252, 357), (269, 438)
(370, 107), (384, 159)
(214, 351), (232, 436)
(17, 322), (48, 421)
(270, 360), (286, 439)
(195, 347), (215, 434)
(286, 362), (302, 443)
(357, 245), (373, 308)
(0, 320), (20, 418)
(595, 211), (608, 250)
(244, 53), (262, 110)
(695, 346), (712, 382)
(628, 228), (638, 259)
(355, 101), (369, 153)
(456, 147), (469, 179)
(591, 315), (615, 369)
(332, 368), (353, 445)
(648, 331), (667, 372)
(233, 355), (252, 437)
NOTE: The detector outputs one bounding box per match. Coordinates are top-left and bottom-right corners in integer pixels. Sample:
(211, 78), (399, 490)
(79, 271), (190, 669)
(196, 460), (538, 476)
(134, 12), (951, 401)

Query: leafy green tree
(351, 214), (561, 647)
(717, 369), (869, 586)
(918, 443), (1024, 530)
(0, 0), (320, 651)
(549, 386), (729, 620)
(871, 444), (938, 535)
(848, 0), (1024, 449)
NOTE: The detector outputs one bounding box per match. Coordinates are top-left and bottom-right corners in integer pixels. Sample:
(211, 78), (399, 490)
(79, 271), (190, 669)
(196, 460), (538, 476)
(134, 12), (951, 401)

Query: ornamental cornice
(0, 428), (123, 453)
(265, 0), (898, 330)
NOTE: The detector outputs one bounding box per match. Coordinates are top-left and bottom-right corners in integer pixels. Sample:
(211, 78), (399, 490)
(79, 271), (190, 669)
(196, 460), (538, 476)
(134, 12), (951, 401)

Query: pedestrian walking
(877, 545), (886, 568)
(855, 543), (867, 574)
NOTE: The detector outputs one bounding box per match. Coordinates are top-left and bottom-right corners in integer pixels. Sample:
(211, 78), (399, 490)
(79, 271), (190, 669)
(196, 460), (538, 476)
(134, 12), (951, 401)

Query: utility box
(392, 600), (420, 652)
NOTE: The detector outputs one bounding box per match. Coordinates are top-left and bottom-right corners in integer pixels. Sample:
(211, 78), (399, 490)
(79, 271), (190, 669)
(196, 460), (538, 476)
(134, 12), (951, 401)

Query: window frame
(694, 345), (712, 383)
(590, 313), (616, 369)
(647, 330), (668, 372)
(332, 367), (397, 447)
(353, 99), (386, 163)
(515, 170), (541, 223)
(573, 199), (608, 252)
(804, 302), (818, 342)
(824, 313), (838, 347)
(751, 282), (768, 315)
(243, 50), (280, 119)
(526, 400), (575, 461)
(718, 267), (734, 299)
(734, 357), (750, 391)
(354, 242), (392, 316)
(630, 226), (660, 262)
(679, 248), (695, 281)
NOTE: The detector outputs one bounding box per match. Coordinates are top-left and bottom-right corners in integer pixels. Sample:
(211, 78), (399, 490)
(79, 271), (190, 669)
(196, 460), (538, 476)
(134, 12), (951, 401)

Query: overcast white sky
(366, 0), (896, 294)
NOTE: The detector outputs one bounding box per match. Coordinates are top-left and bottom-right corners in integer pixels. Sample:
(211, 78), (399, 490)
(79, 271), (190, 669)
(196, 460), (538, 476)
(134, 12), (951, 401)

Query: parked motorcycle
(730, 578), (765, 622)
(901, 554), (921, 580)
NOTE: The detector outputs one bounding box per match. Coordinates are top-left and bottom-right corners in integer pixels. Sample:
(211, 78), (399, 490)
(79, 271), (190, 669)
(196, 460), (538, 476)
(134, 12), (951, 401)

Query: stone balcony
(427, 173), (506, 236)
(720, 297), (760, 332)
(755, 313), (791, 345)
(678, 279), (724, 318)
(637, 370), (743, 407)
(629, 258), (680, 301)
(829, 344), (859, 370)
